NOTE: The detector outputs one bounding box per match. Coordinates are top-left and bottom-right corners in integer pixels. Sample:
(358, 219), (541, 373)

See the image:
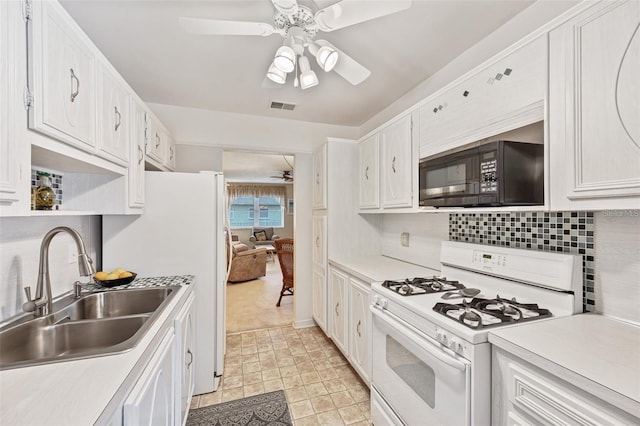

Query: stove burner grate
(382, 276), (465, 296)
(433, 296), (552, 329)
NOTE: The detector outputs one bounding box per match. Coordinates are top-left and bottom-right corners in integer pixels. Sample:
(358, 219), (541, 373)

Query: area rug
(187, 390), (292, 426)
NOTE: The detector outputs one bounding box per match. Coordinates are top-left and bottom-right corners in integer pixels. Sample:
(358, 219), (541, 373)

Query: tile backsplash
(449, 211), (595, 312)
(31, 167), (63, 210)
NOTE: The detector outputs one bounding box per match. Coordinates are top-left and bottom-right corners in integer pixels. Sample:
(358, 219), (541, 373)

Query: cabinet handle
(170, 146), (174, 160)
(186, 349), (193, 367)
(391, 156), (396, 173)
(315, 236), (320, 248)
(114, 106), (121, 131)
(357, 320), (361, 337)
(365, 166), (369, 180)
(335, 302), (339, 316)
(155, 132), (160, 149)
(137, 146), (144, 165)
(316, 173), (320, 185)
(69, 68), (80, 102)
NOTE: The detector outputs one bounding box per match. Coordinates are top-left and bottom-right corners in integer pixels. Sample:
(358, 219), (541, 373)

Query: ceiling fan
(179, 0), (412, 89)
(270, 170), (294, 182)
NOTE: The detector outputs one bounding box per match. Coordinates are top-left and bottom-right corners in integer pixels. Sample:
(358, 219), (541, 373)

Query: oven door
(371, 306), (471, 426)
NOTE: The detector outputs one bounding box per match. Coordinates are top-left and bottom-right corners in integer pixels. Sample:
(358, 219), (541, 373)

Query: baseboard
(294, 318), (317, 329)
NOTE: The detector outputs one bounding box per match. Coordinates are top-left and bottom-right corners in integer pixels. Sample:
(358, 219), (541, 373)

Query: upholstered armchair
(227, 242), (267, 283)
(249, 227), (280, 248)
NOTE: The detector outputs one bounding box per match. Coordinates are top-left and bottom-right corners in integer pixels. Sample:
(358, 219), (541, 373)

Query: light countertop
(489, 313), (640, 418)
(0, 276), (193, 426)
(329, 255), (440, 283)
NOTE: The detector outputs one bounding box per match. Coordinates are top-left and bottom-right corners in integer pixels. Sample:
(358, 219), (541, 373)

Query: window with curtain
(227, 185), (286, 228)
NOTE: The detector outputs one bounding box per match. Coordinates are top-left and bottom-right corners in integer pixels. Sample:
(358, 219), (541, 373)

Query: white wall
(381, 213), (449, 272)
(360, 0), (579, 136)
(149, 103), (359, 154)
(0, 216), (101, 322)
(594, 212), (640, 325)
(175, 145), (223, 172)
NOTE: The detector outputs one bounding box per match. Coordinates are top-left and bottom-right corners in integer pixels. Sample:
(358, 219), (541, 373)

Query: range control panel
(472, 250), (507, 268)
(480, 158), (497, 193)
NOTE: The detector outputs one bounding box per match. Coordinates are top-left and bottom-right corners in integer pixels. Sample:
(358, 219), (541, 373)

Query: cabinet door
(146, 118), (164, 163)
(165, 134), (176, 171)
(349, 278), (371, 384)
(0, 0), (22, 208)
(312, 144), (327, 209)
(312, 267), (327, 332)
(419, 36), (546, 158)
(328, 267), (348, 355)
(312, 214), (327, 268)
(358, 134), (380, 209)
(175, 294), (195, 426)
(550, 0), (640, 209)
(98, 67), (130, 166)
(28, 0), (96, 152)
(124, 329), (175, 426)
(381, 115), (413, 208)
(128, 101), (146, 209)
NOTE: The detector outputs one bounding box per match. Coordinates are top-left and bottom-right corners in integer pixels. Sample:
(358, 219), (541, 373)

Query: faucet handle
(22, 286), (36, 313)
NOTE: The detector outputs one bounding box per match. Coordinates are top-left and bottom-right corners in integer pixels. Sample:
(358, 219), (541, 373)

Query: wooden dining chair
(274, 238), (294, 307)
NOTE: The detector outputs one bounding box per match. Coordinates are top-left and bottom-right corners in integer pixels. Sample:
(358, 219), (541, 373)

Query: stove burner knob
(449, 338), (463, 354)
(436, 330), (446, 345)
(379, 298), (388, 309)
(371, 295), (380, 306)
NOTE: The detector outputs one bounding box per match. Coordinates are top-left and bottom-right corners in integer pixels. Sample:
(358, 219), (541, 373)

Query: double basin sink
(0, 286), (180, 370)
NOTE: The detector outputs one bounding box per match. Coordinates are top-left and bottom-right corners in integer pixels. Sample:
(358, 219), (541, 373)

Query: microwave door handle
(370, 305), (468, 372)
(447, 184), (467, 194)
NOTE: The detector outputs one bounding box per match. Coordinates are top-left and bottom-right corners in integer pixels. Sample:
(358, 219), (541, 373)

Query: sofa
(249, 227), (280, 248)
(227, 242), (267, 283)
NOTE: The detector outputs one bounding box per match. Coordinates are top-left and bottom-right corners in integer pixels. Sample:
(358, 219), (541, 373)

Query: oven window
(386, 335), (436, 408)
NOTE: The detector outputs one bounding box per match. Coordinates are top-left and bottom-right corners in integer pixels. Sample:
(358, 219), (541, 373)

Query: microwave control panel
(480, 158), (497, 193)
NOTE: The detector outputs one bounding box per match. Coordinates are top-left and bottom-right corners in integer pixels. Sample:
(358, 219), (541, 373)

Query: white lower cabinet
(348, 277), (371, 384)
(328, 267), (349, 355)
(312, 267), (327, 332)
(328, 265), (372, 384)
(124, 329), (175, 426)
(174, 294), (195, 426)
(492, 347), (639, 426)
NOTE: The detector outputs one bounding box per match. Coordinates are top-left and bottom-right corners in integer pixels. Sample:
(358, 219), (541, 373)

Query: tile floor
(190, 325), (372, 425)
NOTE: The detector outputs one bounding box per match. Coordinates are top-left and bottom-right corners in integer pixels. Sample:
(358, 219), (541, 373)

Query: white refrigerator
(102, 171), (226, 395)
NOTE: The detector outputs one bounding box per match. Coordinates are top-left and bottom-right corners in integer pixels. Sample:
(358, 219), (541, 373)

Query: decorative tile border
(449, 212), (595, 312)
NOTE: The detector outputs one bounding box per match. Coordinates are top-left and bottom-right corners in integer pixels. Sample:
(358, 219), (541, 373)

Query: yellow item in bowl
(119, 271), (133, 278)
(106, 273), (119, 280)
(111, 268), (126, 275)
(94, 271), (109, 281)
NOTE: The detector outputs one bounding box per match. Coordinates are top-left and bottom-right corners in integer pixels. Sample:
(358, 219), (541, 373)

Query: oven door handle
(370, 305), (468, 372)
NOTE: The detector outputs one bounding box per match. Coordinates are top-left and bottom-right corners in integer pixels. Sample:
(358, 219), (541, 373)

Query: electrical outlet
(401, 232), (410, 247)
(68, 245), (77, 264)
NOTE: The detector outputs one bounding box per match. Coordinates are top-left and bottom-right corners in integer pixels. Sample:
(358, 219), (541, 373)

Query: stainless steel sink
(54, 287), (175, 321)
(0, 286), (180, 370)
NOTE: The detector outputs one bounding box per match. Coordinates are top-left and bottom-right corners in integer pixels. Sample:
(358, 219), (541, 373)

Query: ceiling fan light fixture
(298, 55), (318, 90)
(267, 63), (286, 84)
(316, 45), (338, 71)
(273, 37), (296, 73)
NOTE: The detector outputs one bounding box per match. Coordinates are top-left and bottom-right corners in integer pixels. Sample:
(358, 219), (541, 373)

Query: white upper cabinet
(419, 35), (546, 159)
(98, 66), (130, 166)
(358, 134), (380, 209)
(165, 134), (176, 171)
(312, 143), (328, 209)
(145, 117), (164, 164)
(381, 114), (413, 208)
(549, 0), (640, 210)
(128, 101), (146, 209)
(0, 0), (25, 210)
(28, 0), (97, 152)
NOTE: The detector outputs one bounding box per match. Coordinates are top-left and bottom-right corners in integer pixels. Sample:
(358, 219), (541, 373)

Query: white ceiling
(59, 0), (534, 127)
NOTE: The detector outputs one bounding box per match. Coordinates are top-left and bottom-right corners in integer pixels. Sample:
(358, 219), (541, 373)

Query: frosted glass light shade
(273, 38), (296, 73)
(316, 46), (338, 71)
(267, 63), (286, 84)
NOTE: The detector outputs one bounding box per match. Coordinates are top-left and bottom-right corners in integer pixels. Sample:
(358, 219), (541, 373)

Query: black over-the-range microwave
(419, 140), (544, 208)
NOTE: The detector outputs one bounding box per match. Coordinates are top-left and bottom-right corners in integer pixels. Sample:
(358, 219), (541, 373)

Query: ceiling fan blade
(179, 17), (276, 36)
(316, 40), (371, 85)
(315, 0), (412, 32)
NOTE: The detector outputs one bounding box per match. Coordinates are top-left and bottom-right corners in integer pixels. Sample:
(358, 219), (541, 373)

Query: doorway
(223, 151), (295, 333)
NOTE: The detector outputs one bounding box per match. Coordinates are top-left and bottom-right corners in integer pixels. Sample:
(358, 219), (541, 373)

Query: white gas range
(369, 241), (582, 426)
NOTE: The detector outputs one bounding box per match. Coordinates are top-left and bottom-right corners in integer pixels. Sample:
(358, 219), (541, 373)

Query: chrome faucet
(22, 226), (95, 317)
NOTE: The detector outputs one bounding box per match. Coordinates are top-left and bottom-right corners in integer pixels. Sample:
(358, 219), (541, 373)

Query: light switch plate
(401, 232), (410, 247)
